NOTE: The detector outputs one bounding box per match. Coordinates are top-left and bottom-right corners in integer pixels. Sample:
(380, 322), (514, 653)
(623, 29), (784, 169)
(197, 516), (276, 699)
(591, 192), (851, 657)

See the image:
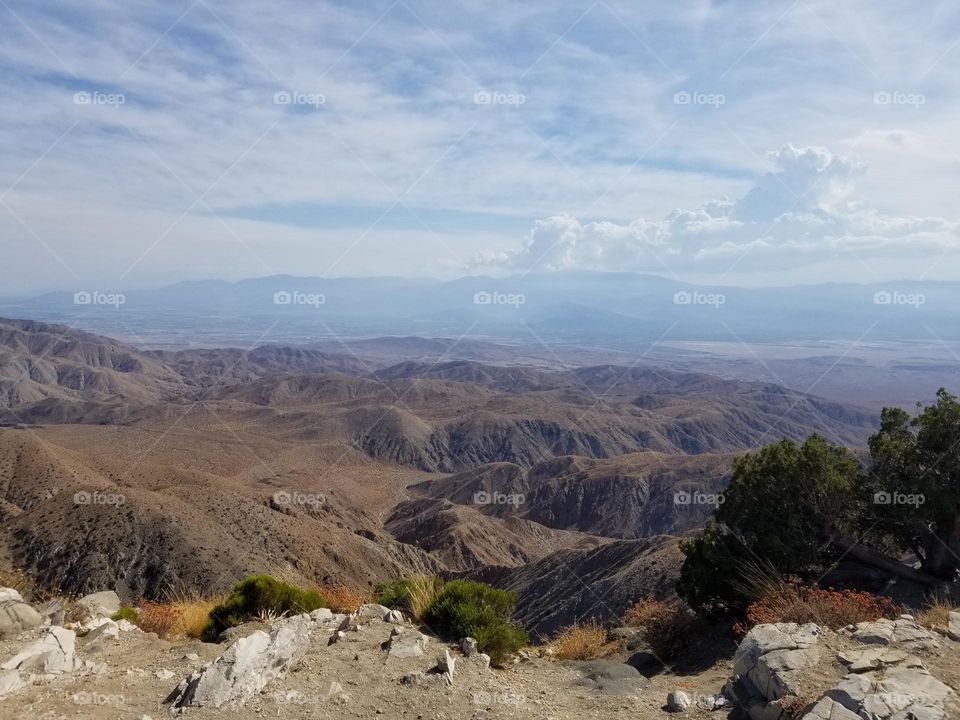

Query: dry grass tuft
(137, 600), (179, 639)
(0, 568), (36, 599)
(407, 576), (444, 622)
(623, 597), (700, 659)
(161, 589), (225, 639)
(550, 621), (609, 660)
(915, 591), (959, 633)
(321, 584), (371, 613)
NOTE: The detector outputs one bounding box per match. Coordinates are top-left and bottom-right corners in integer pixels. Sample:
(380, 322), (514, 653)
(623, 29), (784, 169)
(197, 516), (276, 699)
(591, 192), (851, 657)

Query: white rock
(310, 607), (334, 622)
(85, 619), (119, 642)
(75, 590), (121, 619)
(0, 669), (24, 698)
(166, 615), (311, 708)
(1, 626), (77, 674)
(0, 601), (43, 637)
(155, 669), (175, 680)
(384, 609), (404, 624)
(0, 588), (24, 603)
(436, 649), (456, 679)
(948, 610), (960, 642)
(357, 603), (391, 620)
(666, 690), (691, 712)
(477, 652), (491, 670)
(386, 631), (429, 658)
(460, 636), (478, 656)
(803, 696), (861, 720)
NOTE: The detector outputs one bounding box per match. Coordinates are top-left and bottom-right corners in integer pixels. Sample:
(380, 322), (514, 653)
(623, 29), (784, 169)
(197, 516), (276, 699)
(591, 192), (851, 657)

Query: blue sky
(1, 0), (959, 292)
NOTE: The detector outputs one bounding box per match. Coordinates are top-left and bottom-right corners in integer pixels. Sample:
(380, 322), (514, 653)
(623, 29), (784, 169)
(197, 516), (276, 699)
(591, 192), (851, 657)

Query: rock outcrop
(166, 614), (313, 709)
(728, 619), (957, 720)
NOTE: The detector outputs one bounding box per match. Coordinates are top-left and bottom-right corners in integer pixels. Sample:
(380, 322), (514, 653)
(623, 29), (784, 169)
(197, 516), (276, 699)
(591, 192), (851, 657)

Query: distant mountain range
(1, 271), (957, 346)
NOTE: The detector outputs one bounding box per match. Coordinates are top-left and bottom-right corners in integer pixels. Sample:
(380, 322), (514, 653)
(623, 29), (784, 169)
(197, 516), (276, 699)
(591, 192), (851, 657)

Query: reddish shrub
(735, 581), (900, 634)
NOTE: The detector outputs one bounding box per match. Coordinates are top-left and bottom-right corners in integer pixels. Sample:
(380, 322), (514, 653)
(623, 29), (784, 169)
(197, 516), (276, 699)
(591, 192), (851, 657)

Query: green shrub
(201, 575), (326, 642)
(424, 579), (527, 665)
(111, 606), (140, 624)
(374, 576), (444, 620)
(374, 579), (415, 610)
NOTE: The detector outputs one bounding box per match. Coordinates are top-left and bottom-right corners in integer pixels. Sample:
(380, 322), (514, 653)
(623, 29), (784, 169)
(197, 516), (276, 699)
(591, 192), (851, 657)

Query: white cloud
(477, 144), (960, 278)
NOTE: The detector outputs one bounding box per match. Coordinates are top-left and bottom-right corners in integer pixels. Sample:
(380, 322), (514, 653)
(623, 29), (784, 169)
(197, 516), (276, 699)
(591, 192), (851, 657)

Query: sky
(1, 0), (960, 293)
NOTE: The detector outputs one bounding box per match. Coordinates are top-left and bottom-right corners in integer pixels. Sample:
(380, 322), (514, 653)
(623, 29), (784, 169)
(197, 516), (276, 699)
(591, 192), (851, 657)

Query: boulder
(75, 591), (121, 619)
(848, 618), (939, 651)
(386, 630), (428, 658)
(477, 652), (491, 670)
(666, 690), (691, 712)
(803, 696), (862, 720)
(385, 609), (404, 624)
(730, 623), (821, 718)
(827, 667), (954, 720)
(357, 603), (391, 620)
(84, 619), (120, 643)
(948, 611), (960, 642)
(309, 608), (334, 622)
(1, 626), (77, 674)
(0, 588), (23, 604)
(0, 669), (25, 698)
(460, 636), (478, 657)
(0, 601), (42, 637)
(35, 598), (66, 627)
(568, 660), (650, 696)
(436, 649), (456, 679)
(401, 671), (426, 685)
(166, 614), (312, 708)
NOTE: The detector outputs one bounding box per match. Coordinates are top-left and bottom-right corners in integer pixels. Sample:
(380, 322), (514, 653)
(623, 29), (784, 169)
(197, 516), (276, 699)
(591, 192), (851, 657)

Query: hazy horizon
(3, 1), (960, 294)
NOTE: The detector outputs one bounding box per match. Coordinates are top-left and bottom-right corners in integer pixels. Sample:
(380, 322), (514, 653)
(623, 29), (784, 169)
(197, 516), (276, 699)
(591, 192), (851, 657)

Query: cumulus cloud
(479, 144), (960, 275)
